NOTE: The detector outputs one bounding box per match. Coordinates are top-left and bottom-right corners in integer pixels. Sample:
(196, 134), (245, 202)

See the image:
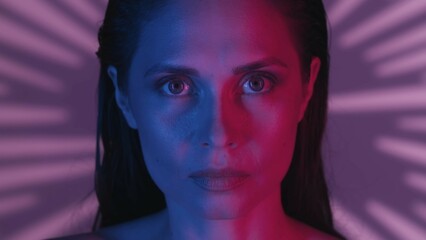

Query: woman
(61, 0), (346, 239)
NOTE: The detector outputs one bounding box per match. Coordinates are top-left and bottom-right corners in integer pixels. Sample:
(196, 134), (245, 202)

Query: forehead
(134, 0), (298, 73)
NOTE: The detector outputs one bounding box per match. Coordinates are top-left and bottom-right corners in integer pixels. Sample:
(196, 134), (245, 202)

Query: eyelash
(158, 72), (276, 97)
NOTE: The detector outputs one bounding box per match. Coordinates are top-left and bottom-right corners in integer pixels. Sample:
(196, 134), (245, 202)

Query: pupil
(169, 81), (184, 94)
(249, 77), (264, 91)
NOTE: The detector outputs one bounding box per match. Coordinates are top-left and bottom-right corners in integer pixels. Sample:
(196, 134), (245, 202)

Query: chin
(192, 194), (254, 220)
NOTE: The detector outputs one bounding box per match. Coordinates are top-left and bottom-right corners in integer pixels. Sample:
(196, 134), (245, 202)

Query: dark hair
(93, 0), (345, 239)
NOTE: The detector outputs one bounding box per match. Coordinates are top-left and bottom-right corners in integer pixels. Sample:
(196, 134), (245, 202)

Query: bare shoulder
(97, 209), (168, 240)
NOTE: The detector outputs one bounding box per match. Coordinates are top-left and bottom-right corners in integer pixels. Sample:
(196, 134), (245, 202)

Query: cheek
(242, 93), (301, 178)
(131, 97), (194, 190)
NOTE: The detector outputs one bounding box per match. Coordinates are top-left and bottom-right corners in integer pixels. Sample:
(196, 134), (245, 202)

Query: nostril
(202, 142), (210, 147)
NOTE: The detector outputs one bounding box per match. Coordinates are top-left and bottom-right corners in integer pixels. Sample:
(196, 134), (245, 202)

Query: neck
(163, 189), (299, 240)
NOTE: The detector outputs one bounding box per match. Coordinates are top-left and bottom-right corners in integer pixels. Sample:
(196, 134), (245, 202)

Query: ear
(107, 65), (138, 129)
(298, 57), (321, 122)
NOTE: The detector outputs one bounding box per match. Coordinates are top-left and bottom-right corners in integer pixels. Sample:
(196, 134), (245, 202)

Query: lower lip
(190, 176), (249, 192)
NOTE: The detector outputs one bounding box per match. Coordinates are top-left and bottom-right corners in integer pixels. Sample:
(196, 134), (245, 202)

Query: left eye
(242, 73), (274, 94)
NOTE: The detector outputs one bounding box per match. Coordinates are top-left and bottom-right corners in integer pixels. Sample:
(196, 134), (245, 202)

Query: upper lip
(189, 168), (250, 178)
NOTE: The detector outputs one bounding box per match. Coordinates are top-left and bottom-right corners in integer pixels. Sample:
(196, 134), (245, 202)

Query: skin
(106, 0), (329, 239)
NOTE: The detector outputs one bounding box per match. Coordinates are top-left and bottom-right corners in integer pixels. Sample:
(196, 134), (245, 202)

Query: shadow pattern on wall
(0, 0), (425, 239)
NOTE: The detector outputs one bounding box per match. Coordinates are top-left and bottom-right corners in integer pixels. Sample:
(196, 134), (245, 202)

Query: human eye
(158, 76), (193, 97)
(241, 72), (275, 94)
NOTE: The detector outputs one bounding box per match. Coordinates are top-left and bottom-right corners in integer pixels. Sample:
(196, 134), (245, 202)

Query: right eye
(160, 76), (193, 96)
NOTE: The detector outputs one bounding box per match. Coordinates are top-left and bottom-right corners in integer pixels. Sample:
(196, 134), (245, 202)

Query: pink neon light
(397, 115), (426, 132)
(0, 193), (37, 216)
(0, 157), (94, 191)
(367, 200), (426, 239)
(0, 136), (95, 159)
(412, 201), (426, 223)
(364, 23), (426, 61)
(331, 199), (385, 240)
(0, 104), (68, 126)
(327, 0), (366, 27)
(376, 48), (426, 78)
(340, 1), (426, 47)
(1, 0), (98, 54)
(375, 136), (426, 167)
(0, 82), (10, 96)
(60, 0), (105, 25)
(8, 197), (95, 240)
(0, 16), (81, 67)
(404, 172), (426, 194)
(329, 84), (426, 112)
(0, 56), (63, 93)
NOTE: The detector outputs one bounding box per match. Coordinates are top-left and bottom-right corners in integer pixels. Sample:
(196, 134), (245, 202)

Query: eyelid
(240, 71), (276, 94)
(156, 71), (277, 97)
(158, 75), (194, 97)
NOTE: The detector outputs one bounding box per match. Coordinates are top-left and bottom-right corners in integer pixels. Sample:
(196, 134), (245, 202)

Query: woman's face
(112, 0), (319, 219)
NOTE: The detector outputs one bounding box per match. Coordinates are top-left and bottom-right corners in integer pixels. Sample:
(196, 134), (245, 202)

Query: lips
(189, 168), (250, 191)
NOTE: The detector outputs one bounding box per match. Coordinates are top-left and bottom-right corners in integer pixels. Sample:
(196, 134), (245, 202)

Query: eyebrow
(143, 56), (287, 78)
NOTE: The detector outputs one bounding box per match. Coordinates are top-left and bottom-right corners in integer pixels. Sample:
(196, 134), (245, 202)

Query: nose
(201, 91), (238, 149)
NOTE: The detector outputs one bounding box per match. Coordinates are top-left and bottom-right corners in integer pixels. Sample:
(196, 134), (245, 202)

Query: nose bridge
(203, 81), (236, 148)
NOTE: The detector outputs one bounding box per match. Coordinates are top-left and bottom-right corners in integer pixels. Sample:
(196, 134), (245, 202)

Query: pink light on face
(376, 48), (426, 78)
(327, 0), (366, 27)
(367, 200), (426, 240)
(0, 193), (37, 216)
(329, 84), (426, 113)
(0, 104), (68, 127)
(375, 136), (426, 167)
(0, 15), (81, 67)
(0, 136), (95, 159)
(340, 1), (426, 48)
(397, 115), (426, 133)
(364, 23), (426, 62)
(1, 0), (97, 55)
(404, 172), (426, 194)
(0, 56), (63, 93)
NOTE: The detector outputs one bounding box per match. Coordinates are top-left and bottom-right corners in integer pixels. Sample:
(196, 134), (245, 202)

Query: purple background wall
(0, 0), (425, 239)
